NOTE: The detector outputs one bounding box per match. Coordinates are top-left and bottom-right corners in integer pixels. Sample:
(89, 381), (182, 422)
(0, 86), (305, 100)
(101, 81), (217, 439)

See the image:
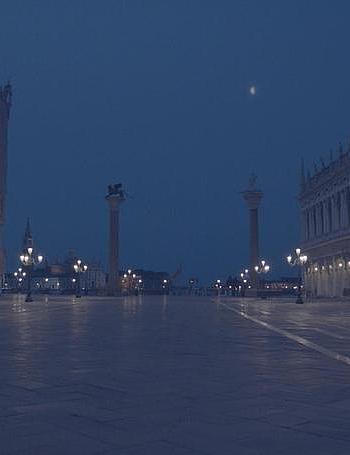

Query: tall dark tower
(0, 82), (12, 277)
(106, 184), (125, 295)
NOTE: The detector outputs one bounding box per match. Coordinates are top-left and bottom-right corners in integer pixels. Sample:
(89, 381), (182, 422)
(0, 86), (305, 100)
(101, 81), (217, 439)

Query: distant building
(83, 261), (106, 291)
(119, 269), (170, 294)
(300, 146), (350, 297)
(7, 223), (107, 294)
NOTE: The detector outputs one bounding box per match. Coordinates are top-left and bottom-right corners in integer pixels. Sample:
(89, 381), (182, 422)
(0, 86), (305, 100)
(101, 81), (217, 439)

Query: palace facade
(300, 146), (350, 297)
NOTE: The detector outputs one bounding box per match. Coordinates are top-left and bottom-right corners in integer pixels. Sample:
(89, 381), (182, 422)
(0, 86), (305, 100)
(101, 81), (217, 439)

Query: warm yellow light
(83, 265), (88, 271)
(27, 247), (33, 255)
(38, 255), (43, 263)
(287, 255), (292, 263)
(295, 248), (301, 256)
(20, 255), (25, 262)
(254, 266), (259, 272)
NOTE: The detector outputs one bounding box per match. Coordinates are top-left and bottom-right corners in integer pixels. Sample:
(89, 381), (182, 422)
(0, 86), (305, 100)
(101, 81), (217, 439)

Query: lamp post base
(245, 288), (259, 298)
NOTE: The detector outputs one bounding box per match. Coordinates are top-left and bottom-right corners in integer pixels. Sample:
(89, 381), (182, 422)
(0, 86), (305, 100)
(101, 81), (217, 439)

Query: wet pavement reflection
(1, 294), (350, 454)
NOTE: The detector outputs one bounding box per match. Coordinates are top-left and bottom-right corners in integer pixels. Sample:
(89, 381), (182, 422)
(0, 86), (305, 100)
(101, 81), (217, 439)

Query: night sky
(2, 1), (350, 283)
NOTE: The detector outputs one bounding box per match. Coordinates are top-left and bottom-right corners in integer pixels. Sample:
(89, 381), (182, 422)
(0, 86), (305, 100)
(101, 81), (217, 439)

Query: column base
(245, 288), (259, 298)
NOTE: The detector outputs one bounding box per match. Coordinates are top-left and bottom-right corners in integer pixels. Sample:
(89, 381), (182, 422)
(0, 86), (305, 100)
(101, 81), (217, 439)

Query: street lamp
(14, 268), (26, 292)
(286, 248), (308, 304)
(73, 259), (88, 298)
(214, 279), (222, 296)
(254, 260), (270, 291)
(240, 269), (249, 297)
(20, 247), (43, 302)
(124, 268), (137, 294)
(254, 260), (270, 274)
(135, 278), (143, 295)
(162, 278), (169, 295)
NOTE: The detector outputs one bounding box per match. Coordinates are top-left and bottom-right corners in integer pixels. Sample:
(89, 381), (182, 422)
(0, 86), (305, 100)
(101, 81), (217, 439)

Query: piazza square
(1, 295), (350, 454)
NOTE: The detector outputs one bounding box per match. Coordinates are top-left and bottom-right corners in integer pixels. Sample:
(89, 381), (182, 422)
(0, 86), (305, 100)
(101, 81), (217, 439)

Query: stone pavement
(1, 294), (350, 454)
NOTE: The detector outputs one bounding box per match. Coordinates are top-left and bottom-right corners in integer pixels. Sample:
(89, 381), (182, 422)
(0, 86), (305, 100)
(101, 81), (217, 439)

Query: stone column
(301, 209), (307, 242)
(322, 200), (328, 234)
(242, 177), (263, 295)
(0, 83), (11, 279)
(315, 204), (321, 237)
(331, 195), (337, 231)
(106, 184), (125, 296)
(306, 209), (311, 239)
(341, 190), (348, 228)
(309, 206), (314, 239)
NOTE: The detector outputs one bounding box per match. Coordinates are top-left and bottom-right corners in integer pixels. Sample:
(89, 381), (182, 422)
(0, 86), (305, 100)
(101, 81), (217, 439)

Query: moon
(249, 85), (256, 96)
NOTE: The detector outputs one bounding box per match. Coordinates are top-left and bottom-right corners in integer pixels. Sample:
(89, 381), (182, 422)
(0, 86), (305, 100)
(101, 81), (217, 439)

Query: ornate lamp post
(20, 248), (43, 302)
(254, 260), (270, 274)
(73, 259), (88, 298)
(135, 278), (143, 295)
(254, 260), (270, 289)
(123, 268), (137, 295)
(14, 267), (26, 292)
(286, 248), (308, 304)
(240, 269), (249, 297)
(214, 279), (222, 296)
(162, 278), (169, 295)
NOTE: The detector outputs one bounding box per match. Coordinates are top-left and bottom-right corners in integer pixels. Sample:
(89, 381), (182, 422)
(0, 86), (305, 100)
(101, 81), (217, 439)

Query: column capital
(242, 190), (263, 210)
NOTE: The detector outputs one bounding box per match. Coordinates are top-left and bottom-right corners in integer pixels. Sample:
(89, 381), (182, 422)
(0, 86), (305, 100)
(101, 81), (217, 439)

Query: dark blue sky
(2, 0), (350, 283)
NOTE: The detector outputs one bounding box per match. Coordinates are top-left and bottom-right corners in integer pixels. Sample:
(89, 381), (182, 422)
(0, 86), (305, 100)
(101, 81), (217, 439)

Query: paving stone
(1, 295), (350, 453)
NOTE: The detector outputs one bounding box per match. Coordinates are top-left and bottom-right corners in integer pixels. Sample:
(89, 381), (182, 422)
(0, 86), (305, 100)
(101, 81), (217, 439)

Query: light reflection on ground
(1, 294), (350, 454)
